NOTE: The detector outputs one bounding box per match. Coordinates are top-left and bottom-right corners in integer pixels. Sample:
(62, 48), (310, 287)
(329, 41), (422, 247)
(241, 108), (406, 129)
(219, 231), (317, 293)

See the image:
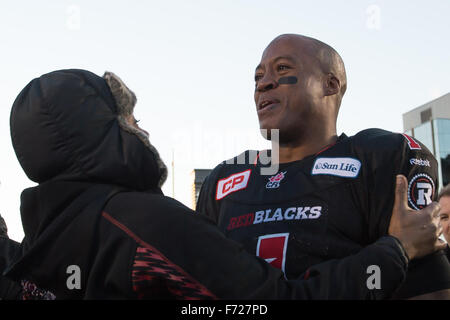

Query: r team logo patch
(407, 173), (435, 210)
(216, 169), (251, 200)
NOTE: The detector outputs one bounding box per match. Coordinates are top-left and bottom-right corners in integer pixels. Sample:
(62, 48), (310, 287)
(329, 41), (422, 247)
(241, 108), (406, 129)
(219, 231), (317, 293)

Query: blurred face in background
(439, 195), (450, 243)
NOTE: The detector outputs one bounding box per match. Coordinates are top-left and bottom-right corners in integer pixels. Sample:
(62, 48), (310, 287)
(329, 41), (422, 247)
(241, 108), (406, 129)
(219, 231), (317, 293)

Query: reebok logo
(409, 158), (430, 167)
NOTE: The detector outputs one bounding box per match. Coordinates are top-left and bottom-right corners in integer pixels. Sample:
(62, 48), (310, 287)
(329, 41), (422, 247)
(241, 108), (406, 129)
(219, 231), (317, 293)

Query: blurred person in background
(438, 185), (450, 261)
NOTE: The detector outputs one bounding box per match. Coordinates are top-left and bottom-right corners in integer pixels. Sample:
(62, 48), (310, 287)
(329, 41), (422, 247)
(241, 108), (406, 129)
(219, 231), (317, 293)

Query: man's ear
(324, 73), (341, 96)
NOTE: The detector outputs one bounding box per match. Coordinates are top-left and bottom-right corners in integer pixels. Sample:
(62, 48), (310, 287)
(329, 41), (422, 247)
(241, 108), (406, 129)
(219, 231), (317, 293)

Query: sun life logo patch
(407, 173), (435, 210)
(311, 157), (361, 178)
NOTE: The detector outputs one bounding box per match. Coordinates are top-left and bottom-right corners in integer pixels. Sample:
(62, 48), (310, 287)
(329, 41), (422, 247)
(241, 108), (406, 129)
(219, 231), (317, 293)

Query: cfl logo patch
(266, 171), (287, 189)
(408, 173), (435, 210)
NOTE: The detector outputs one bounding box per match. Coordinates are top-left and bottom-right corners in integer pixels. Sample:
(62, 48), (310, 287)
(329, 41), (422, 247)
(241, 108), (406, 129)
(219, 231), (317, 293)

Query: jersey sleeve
(353, 130), (438, 240)
(355, 129), (450, 298)
(196, 163), (223, 224)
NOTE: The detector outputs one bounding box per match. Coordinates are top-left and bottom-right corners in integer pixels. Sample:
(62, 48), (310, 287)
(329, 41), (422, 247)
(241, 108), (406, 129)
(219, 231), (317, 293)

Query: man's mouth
(258, 99), (280, 111)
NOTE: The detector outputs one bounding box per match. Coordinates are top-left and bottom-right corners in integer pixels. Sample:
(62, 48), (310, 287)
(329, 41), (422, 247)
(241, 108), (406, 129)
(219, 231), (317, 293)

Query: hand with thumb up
(388, 175), (447, 260)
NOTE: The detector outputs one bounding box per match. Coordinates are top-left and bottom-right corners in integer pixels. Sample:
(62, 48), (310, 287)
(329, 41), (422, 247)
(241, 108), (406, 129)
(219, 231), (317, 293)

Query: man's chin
(259, 124), (298, 146)
(259, 125), (279, 141)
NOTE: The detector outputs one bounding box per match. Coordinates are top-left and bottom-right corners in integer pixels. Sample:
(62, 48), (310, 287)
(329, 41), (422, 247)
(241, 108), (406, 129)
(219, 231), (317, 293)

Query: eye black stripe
(278, 76), (298, 85)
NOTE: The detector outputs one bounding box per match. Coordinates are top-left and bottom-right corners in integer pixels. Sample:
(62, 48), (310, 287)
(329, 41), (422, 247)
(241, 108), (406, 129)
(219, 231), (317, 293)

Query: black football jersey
(197, 128), (450, 299)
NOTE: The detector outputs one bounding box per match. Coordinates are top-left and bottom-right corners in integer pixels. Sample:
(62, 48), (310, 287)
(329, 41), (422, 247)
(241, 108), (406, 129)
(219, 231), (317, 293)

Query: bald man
(197, 34), (450, 299)
(254, 34), (346, 154)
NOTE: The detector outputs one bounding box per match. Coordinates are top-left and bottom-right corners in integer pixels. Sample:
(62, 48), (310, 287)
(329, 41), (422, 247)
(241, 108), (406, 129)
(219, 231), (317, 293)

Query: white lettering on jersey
(409, 158), (431, 167)
(295, 207), (310, 219)
(309, 206), (322, 219)
(252, 206), (322, 225)
(284, 207), (296, 220)
(215, 169), (251, 200)
(272, 208), (284, 221)
(312, 157), (361, 178)
(416, 182), (433, 206)
(264, 209), (276, 222)
(254, 210), (265, 224)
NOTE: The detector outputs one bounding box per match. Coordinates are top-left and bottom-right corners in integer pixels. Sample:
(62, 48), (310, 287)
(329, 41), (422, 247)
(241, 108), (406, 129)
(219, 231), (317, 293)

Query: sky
(0, 0), (449, 241)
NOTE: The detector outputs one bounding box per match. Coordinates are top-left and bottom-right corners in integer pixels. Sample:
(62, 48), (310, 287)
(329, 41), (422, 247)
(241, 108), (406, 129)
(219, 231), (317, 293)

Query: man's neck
(274, 133), (339, 164)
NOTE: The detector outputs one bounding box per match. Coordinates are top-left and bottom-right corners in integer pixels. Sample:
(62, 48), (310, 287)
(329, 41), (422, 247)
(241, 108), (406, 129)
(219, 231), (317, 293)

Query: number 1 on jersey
(256, 233), (289, 275)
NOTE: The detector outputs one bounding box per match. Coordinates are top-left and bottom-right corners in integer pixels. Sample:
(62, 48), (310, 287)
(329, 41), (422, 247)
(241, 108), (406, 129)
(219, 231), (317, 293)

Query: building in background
(191, 169), (212, 209)
(403, 93), (450, 189)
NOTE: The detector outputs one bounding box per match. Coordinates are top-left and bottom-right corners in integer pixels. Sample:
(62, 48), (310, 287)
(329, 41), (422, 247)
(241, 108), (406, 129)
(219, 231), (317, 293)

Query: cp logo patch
(216, 169), (251, 200)
(407, 173), (435, 210)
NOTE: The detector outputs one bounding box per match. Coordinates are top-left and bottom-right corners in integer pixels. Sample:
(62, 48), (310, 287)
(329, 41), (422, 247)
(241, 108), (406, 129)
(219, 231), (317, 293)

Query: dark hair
(438, 184), (450, 200)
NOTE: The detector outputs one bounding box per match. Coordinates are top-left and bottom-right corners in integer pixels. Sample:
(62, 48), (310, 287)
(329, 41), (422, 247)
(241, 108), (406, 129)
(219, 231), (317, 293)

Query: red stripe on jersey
(253, 152), (260, 165)
(315, 143), (337, 155)
(401, 133), (421, 150)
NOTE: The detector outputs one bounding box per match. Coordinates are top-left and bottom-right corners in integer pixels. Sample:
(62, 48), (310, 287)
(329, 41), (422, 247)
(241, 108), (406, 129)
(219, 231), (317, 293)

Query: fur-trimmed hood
(10, 69), (167, 190)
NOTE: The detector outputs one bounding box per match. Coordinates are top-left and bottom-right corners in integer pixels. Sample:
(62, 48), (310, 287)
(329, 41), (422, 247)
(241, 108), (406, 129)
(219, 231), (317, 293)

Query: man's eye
(277, 64), (290, 71)
(440, 215), (449, 220)
(254, 74), (263, 81)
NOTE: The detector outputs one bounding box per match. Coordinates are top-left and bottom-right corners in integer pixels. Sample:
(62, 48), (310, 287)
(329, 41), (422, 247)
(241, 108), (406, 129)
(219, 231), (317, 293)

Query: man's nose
(255, 73), (279, 92)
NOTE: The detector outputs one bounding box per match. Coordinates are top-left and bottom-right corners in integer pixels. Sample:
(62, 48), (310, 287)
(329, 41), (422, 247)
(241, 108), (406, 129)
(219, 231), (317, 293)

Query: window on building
(414, 121), (434, 154)
(420, 108), (432, 123)
(434, 119), (450, 187)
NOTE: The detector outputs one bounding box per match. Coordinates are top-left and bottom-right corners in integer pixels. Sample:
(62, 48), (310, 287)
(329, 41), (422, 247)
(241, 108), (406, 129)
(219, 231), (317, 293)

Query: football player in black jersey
(197, 34), (450, 299)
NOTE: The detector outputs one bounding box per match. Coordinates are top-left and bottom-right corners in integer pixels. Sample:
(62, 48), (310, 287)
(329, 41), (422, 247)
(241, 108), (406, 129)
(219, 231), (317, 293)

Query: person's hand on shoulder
(389, 175), (446, 260)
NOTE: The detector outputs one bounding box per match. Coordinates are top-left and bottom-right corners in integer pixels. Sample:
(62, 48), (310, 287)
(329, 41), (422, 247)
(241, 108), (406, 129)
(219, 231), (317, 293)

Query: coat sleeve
(108, 193), (409, 300)
(0, 237), (22, 300)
